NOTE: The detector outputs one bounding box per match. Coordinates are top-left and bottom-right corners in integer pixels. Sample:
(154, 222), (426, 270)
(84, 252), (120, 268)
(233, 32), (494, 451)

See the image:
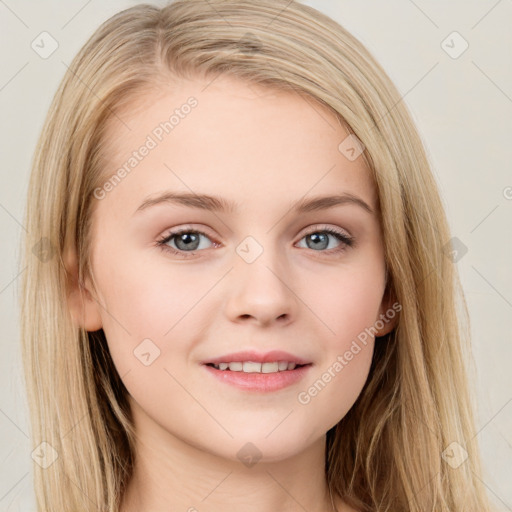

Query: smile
(206, 361), (306, 373)
(203, 362), (312, 392)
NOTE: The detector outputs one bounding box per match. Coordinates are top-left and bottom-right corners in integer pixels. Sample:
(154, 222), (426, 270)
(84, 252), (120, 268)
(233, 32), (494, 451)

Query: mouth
(204, 361), (311, 373)
(201, 350), (313, 392)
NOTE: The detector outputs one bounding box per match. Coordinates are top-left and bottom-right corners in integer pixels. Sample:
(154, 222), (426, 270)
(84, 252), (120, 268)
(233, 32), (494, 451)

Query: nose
(224, 246), (297, 327)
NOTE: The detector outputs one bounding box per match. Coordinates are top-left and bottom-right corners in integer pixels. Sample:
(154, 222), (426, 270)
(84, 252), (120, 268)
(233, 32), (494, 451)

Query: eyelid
(160, 224), (217, 241)
(299, 223), (352, 238)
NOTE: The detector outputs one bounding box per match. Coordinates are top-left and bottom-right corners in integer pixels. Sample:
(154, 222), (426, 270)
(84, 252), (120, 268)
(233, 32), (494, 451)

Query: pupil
(176, 232), (199, 250)
(308, 233), (328, 250)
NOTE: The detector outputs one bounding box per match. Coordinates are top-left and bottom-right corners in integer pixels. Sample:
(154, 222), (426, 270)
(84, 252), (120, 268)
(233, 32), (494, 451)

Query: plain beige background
(1, 0), (511, 510)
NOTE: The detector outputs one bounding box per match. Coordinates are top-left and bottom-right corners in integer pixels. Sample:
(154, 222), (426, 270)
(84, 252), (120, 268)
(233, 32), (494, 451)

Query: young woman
(20, 1), (493, 510)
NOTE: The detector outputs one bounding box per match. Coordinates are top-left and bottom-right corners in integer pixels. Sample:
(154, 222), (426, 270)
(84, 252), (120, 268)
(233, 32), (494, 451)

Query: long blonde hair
(19, 1), (492, 510)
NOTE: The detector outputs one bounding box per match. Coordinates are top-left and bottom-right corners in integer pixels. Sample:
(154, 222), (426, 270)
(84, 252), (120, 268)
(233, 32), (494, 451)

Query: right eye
(156, 228), (218, 258)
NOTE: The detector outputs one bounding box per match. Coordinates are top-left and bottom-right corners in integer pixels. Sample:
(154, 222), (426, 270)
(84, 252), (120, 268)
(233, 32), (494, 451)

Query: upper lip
(202, 350), (312, 365)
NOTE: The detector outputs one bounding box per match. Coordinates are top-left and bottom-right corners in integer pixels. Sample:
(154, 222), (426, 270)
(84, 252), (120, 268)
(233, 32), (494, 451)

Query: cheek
(293, 266), (383, 423)
(305, 264), (385, 346)
(96, 239), (213, 322)
(297, 343), (374, 433)
(91, 246), (209, 371)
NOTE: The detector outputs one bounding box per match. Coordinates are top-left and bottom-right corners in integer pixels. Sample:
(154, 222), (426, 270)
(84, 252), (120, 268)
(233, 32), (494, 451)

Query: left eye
(156, 227), (354, 258)
(296, 228), (353, 252)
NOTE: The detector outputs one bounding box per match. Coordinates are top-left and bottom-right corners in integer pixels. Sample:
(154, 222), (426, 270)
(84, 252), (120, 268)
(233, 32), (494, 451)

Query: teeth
(262, 362), (279, 373)
(210, 361), (302, 373)
(243, 361), (261, 373)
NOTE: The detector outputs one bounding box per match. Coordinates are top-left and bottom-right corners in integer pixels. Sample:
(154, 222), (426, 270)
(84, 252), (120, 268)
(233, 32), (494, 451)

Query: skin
(66, 75), (396, 512)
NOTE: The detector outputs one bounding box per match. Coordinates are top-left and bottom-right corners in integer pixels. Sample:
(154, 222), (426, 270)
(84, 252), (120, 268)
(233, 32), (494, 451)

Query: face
(77, 75), (394, 462)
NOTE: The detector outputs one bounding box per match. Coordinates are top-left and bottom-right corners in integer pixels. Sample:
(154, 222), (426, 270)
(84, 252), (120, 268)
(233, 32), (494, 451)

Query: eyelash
(156, 225), (354, 259)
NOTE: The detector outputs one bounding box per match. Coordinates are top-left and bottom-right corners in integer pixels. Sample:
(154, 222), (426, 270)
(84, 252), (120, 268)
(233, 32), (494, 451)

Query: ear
(374, 279), (399, 337)
(63, 246), (103, 332)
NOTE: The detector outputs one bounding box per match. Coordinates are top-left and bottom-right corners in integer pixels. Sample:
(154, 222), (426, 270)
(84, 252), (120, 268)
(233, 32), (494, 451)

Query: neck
(120, 400), (338, 512)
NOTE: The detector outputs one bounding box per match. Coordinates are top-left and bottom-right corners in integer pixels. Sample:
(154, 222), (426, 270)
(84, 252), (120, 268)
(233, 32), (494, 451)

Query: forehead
(97, 75), (377, 217)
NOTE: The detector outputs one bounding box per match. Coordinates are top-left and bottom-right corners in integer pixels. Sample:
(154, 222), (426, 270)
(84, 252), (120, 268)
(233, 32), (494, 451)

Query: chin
(223, 428), (323, 466)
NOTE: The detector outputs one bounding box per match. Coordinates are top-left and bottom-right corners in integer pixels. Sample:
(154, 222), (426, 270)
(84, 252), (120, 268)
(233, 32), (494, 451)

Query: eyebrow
(134, 191), (374, 216)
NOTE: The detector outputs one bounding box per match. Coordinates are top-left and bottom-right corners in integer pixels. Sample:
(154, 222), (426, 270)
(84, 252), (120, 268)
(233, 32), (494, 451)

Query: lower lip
(202, 364), (312, 392)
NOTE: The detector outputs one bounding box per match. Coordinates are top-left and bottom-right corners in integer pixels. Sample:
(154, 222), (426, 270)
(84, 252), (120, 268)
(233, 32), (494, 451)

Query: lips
(202, 352), (312, 392)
